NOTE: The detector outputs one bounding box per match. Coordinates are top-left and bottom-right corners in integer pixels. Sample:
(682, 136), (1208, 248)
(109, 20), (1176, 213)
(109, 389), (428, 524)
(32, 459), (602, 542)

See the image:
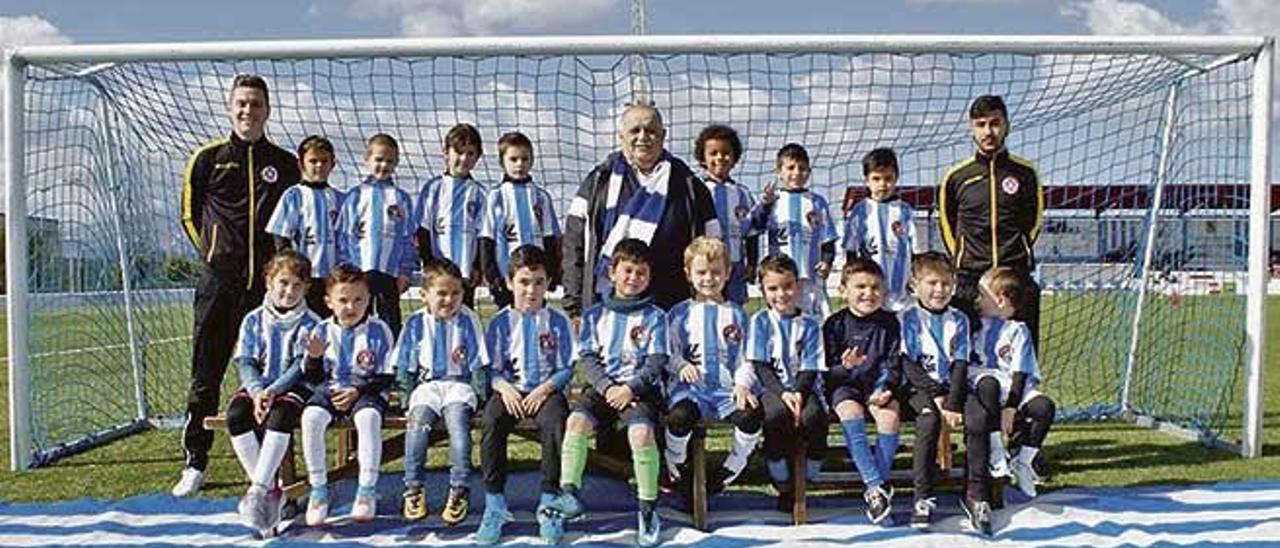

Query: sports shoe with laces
(910, 497), (936, 530)
(441, 486), (470, 525)
(863, 484), (892, 524)
(171, 467), (205, 497)
(960, 496), (993, 536)
(402, 486), (427, 521)
(1010, 457), (1040, 498)
(473, 505), (513, 544)
(636, 506), (661, 547)
(539, 489), (585, 521)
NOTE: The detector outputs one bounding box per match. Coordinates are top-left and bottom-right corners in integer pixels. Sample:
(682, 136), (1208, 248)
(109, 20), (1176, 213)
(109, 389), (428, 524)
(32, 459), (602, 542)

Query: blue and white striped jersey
(479, 178), (562, 278)
(745, 309), (826, 392)
(898, 304), (971, 386)
(336, 177), (417, 276)
(266, 183), (345, 278)
(971, 315), (1040, 387)
(485, 305), (576, 393)
(578, 301), (668, 385)
(392, 307), (488, 385)
(417, 174), (488, 279)
(843, 197), (919, 310)
(706, 179), (757, 267)
(311, 315), (396, 389)
(762, 189), (837, 280)
(668, 299), (753, 396)
(233, 303), (322, 388)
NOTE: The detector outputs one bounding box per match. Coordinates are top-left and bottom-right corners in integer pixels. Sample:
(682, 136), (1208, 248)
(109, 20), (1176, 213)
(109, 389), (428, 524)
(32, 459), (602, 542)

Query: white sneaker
(351, 494), (377, 522)
(171, 468), (205, 497)
(1010, 457), (1039, 498)
(305, 492), (329, 526)
(240, 484), (269, 529)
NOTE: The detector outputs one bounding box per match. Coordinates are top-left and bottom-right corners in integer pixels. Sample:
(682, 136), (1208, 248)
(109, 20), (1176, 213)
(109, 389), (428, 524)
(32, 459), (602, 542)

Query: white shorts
(968, 369), (1041, 408)
(407, 380), (477, 414)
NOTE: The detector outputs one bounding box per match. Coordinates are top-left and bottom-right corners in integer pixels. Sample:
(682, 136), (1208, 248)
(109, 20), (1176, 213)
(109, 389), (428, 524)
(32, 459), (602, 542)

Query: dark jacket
(562, 151), (718, 316)
(822, 308), (902, 394)
(181, 132), (299, 283)
(937, 149), (1043, 274)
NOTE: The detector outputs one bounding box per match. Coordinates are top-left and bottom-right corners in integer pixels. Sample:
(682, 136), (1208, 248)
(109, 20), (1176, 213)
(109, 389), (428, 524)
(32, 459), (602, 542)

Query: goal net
(4, 36), (1271, 468)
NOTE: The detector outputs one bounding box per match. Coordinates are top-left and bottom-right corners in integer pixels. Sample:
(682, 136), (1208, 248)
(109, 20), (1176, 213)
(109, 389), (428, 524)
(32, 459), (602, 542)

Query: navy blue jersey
(822, 308), (901, 393)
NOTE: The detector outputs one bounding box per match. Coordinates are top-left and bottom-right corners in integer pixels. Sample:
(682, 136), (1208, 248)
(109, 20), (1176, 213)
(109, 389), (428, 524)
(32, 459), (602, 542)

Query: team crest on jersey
(539, 331), (558, 355)
(467, 198), (483, 220)
(723, 324), (742, 345)
(892, 220), (905, 237)
(1001, 176), (1020, 195)
(356, 349), (375, 371)
(387, 204), (406, 221)
(261, 166), (279, 184)
(630, 325), (649, 346)
(734, 205), (749, 221)
(805, 210), (823, 228)
(997, 343), (1011, 363)
(451, 345), (468, 365)
(328, 208), (340, 224)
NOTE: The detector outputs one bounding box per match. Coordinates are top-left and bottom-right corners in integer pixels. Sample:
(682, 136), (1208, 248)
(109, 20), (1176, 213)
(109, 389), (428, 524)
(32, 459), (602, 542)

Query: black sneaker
(960, 496), (993, 536)
(910, 497), (936, 530)
(863, 485), (892, 525)
(708, 466), (735, 496)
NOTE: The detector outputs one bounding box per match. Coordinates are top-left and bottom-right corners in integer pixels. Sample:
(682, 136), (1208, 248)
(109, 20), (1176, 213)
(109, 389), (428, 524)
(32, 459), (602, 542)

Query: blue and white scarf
(594, 151), (673, 292)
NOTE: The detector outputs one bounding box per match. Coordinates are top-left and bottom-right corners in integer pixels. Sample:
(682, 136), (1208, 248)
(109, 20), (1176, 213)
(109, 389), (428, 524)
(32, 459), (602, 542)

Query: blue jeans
(403, 402), (473, 488)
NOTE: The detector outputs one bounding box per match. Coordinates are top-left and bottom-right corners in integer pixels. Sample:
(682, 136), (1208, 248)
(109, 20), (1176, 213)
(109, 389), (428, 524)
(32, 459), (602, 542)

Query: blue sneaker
(474, 505), (513, 544)
(537, 509), (565, 544)
(538, 491), (585, 521)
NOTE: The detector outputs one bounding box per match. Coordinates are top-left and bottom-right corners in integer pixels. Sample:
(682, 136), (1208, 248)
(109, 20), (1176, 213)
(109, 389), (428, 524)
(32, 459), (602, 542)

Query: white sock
(723, 428), (761, 477)
(1018, 446), (1039, 466)
(354, 408), (383, 489)
(252, 430), (291, 488)
(230, 432), (261, 478)
(301, 406), (332, 487)
(664, 431), (690, 467)
(989, 431), (1009, 463)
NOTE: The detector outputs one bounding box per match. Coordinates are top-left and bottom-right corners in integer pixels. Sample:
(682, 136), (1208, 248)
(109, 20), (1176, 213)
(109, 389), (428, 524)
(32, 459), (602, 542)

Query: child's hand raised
(815, 261), (832, 280)
(306, 334), (327, 359)
(761, 182), (778, 205)
(840, 347), (867, 370)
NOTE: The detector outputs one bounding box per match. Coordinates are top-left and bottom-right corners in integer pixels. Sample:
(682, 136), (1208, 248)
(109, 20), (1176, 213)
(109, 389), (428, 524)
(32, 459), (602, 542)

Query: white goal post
(3, 35), (1272, 470)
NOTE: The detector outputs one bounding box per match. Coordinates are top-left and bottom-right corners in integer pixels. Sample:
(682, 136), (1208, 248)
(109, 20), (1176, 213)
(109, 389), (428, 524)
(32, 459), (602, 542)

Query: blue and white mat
(2, 473), (1278, 546)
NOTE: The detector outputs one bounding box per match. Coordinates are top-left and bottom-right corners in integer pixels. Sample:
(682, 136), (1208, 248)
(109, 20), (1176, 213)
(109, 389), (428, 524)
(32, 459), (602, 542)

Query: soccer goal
(3, 35), (1272, 470)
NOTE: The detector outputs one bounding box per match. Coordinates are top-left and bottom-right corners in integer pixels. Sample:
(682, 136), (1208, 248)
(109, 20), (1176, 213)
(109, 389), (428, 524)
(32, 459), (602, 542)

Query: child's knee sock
(664, 430), (690, 468)
(723, 428), (761, 477)
(251, 430), (291, 487)
(766, 459), (790, 484)
(301, 407), (332, 487)
(876, 432), (900, 480)
(354, 408), (383, 489)
(559, 432), (589, 491)
(633, 444), (660, 502)
(840, 418), (882, 486)
(230, 431), (261, 478)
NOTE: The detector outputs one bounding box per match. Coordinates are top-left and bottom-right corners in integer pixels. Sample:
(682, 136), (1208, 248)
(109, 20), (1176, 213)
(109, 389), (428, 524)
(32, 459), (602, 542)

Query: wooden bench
(202, 413), (635, 504)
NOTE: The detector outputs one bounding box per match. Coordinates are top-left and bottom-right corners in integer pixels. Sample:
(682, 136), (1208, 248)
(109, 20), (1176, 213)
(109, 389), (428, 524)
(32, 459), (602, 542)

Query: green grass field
(0, 296), (1277, 503)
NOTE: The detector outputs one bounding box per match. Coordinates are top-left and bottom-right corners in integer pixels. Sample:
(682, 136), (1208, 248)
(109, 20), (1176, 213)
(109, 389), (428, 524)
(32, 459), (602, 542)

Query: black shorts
(572, 387), (661, 429)
(829, 385), (873, 408)
(307, 387), (388, 419)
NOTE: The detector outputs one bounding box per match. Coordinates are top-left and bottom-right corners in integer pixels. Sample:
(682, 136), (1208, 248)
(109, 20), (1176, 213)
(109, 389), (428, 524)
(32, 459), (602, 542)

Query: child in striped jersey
(539, 238), (667, 547)
(393, 259), (488, 526)
(479, 131), (563, 309)
(227, 251), (322, 536)
(473, 245), (575, 544)
(973, 266), (1055, 499)
(416, 123), (488, 309)
(897, 252), (973, 532)
(266, 135), (344, 317)
(823, 258), (902, 525)
(300, 264), (397, 526)
(693, 125), (760, 305)
(663, 237), (763, 500)
(842, 148), (921, 312)
(752, 143), (838, 317)
(335, 133), (416, 336)
(747, 254), (828, 514)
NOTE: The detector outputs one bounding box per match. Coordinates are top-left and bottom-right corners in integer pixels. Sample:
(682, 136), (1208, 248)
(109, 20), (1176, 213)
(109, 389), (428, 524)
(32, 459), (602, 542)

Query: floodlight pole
(1242, 38), (1272, 459)
(4, 49), (32, 471)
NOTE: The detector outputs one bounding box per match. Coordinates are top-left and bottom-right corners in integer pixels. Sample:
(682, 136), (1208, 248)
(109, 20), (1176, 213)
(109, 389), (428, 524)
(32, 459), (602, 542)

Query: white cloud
(1212, 0), (1280, 36)
(349, 0), (621, 37)
(0, 15), (71, 48)
(1062, 0), (1204, 35)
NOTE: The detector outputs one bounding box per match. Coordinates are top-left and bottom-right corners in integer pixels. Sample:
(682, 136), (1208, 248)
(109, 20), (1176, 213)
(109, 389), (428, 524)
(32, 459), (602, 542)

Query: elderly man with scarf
(563, 104), (720, 318)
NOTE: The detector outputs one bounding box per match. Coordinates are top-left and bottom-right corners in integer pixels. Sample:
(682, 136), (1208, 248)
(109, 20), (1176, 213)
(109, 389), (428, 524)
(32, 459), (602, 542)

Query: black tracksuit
(179, 132), (298, 471)
(938, 149), (1044, 349)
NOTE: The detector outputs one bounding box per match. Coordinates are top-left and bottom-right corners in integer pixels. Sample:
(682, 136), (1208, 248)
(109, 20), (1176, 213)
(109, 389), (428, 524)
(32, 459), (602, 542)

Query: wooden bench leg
(792, 433), (808, 526)
(690, 427), (709, 531)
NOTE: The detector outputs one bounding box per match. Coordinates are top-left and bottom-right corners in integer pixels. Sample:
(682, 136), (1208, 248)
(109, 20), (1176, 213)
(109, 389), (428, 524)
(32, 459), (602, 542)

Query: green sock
(560, 432), (589, 490)
(633, 444), (660, 501)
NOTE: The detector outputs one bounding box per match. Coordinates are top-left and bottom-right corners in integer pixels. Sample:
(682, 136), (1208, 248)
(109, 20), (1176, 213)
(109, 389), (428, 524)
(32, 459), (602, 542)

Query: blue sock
(877, 432), (900, 481)
(766, 458), (790, 483)
(841, 418), (883, 486)
(539, 491), (557, 507)
(485, 492), (507, 513)
(355, 484), (376, 498)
